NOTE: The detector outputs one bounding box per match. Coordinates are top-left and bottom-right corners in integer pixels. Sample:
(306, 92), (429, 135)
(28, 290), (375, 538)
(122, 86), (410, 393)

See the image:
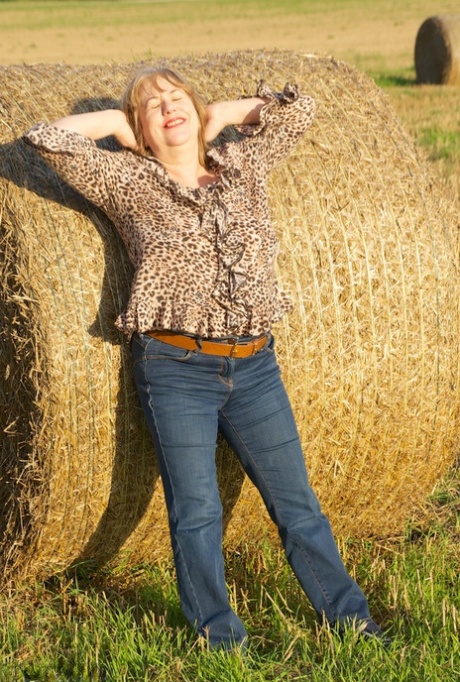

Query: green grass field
(1, 1), (459, 680)
(1, 505), (460, 680)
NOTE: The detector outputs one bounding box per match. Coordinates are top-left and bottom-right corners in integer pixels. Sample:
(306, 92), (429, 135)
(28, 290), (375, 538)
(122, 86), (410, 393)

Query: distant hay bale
(415, 15), (460, 84)
(1, 50), (459, 587)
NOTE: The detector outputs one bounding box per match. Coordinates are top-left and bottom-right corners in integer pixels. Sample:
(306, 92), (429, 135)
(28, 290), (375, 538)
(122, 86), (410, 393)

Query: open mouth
(164, 117), (185, 129)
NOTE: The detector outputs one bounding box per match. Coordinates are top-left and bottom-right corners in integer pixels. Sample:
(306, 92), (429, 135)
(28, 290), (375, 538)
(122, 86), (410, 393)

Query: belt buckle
(227, 335), (243, 357)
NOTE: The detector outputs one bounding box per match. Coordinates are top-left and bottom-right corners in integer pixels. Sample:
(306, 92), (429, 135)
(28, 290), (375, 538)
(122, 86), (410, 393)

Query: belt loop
(229, 338), (238, 358)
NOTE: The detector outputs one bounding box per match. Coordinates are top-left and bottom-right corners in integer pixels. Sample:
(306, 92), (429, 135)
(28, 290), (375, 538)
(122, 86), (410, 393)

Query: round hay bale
(1, 50), (459, 587)
(415, 15), (460, 84)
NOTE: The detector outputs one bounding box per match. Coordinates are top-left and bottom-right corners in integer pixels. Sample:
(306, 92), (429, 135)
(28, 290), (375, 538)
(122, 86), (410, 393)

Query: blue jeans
(131, 333), (371, 648)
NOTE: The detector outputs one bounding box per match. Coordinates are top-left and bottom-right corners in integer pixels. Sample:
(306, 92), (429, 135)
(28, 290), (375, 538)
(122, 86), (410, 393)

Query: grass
(0, 1), (459, 679)
(0, 493), (459, 681)
(1, 468), (460, 680)
(0, 0), (373, 29)
(356, 60), (459, 205)
(385, 83), (460, 204)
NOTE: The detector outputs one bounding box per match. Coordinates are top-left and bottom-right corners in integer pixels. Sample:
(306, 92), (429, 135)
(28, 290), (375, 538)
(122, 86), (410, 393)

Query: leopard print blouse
(24, 82), (316, 340)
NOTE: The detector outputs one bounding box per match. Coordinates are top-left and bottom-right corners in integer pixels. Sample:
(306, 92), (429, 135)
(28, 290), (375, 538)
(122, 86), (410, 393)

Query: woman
(23, 67), (389, 650)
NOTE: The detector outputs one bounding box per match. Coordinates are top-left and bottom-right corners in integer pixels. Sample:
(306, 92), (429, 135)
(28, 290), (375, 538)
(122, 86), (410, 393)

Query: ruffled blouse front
(23, 81), (316, 340)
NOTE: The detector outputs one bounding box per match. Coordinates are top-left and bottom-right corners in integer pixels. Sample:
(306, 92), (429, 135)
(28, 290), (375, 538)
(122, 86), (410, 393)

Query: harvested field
(0, 1), (439, 68)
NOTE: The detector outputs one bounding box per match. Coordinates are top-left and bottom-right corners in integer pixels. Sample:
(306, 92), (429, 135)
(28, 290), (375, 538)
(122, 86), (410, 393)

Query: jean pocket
(130, 332), (152, 352)
(261, 333), (275, 354)
(131, 333), (194, 364)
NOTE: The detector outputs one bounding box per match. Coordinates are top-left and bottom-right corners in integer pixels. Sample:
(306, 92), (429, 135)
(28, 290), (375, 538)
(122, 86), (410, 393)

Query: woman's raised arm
(204, 97), (268, 142)
(52, 109), (137, 149)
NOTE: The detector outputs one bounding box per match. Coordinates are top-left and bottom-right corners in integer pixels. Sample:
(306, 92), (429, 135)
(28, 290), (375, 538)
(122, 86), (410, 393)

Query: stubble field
(0, 0), (442, 68)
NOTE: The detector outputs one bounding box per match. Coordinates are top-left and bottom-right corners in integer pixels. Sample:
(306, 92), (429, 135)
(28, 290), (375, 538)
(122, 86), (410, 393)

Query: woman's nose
(162, 98), (175, 114)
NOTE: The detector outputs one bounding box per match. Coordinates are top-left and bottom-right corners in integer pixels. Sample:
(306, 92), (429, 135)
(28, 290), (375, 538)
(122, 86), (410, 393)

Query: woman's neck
(161, 158), (216, 188)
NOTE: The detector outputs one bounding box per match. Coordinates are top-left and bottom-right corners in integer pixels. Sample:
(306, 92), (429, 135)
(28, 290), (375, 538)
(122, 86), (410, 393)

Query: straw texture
(1, 51), (459, 586)
(415, 15), (460, 84)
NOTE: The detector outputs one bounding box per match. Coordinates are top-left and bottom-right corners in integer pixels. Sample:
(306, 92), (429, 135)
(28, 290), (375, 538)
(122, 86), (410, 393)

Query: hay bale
(415, 15), (460, 84)
(1, 51), (459, 587)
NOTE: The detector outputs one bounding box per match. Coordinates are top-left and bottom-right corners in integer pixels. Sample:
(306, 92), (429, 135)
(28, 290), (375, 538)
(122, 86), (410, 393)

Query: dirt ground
(0, 9), (427, 69)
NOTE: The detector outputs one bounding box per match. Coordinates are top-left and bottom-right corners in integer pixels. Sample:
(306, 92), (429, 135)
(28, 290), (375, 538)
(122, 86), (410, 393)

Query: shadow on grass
(372, 74), (416, 87)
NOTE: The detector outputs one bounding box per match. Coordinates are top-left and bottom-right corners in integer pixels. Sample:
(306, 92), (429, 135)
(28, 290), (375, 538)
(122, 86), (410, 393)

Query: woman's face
(138, 76), (200, 158)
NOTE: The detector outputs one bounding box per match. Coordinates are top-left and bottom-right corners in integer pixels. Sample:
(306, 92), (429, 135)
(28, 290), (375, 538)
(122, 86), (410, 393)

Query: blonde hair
(121, 67), (209, 167)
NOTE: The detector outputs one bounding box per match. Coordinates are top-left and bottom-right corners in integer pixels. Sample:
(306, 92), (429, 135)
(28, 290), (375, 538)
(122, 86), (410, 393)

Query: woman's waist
(142, 329), (271, 358)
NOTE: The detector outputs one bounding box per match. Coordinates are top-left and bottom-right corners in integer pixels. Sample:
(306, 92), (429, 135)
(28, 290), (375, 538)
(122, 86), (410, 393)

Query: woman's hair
(121, 66), (209, 166)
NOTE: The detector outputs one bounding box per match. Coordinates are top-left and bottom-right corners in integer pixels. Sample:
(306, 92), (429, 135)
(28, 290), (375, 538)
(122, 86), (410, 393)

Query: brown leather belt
(145, 330), (269, 358)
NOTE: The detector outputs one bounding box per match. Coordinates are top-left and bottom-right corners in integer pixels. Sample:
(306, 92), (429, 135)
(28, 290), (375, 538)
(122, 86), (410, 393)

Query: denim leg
(130, 333), (247, 648)
(218, 340), (371, 627)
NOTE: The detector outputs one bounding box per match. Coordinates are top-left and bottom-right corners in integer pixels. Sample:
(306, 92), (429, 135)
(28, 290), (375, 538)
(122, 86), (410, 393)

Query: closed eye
(145, 99), (160, 110)
(143, 88), (185, 110)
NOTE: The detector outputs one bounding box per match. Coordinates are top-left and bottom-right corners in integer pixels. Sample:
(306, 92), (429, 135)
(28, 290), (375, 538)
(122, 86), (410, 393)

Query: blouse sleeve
(234, 81), (316, 171)
(23, 122), (118, 215)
